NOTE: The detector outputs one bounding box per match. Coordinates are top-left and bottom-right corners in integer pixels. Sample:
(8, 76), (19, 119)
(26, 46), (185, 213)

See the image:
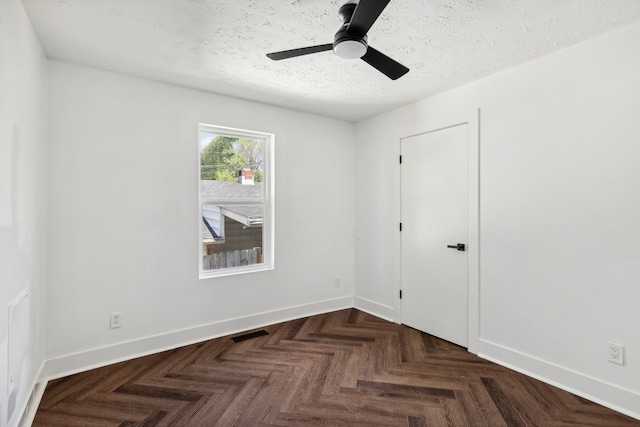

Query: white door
(401, 124), (468, 347)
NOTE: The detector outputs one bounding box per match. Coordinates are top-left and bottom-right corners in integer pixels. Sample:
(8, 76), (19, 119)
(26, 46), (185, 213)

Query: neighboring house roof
(219, 206), (263, 226)
(201, 180), (264, 242)
(200, 180), (263, 199)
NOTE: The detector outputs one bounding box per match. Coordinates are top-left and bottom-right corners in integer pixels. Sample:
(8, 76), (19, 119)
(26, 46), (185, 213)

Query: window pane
(200, 133), (264, 200)
(202, 204), (264, 271)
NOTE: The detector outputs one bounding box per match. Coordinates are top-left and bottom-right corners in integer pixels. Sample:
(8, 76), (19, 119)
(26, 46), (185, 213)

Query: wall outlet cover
(608, 342), (624, 365)
(110, 312), (122, 329)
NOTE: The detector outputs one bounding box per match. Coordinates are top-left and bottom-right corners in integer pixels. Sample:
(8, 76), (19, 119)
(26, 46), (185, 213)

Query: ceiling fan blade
(361, 46), (409, 80)
(266, 44), (333, 61)
(347, 0), (391, 38)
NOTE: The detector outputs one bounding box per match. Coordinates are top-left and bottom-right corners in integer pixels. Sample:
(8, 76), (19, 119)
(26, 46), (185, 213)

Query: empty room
(2, 0), (640, 425)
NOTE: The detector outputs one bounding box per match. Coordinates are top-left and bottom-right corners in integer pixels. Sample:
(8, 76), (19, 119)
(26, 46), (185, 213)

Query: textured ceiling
(21, 0), (640, 122)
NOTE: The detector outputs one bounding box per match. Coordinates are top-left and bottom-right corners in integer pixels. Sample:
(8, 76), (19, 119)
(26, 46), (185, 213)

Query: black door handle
(447, 243), (466, 251)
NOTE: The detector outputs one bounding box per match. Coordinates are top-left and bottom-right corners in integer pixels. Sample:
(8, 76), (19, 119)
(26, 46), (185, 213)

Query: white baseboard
(478, 338), (640, 421)
(42, 296), (353, 382)
(353, 296), (396, 322)
(13, 360), (45, 427)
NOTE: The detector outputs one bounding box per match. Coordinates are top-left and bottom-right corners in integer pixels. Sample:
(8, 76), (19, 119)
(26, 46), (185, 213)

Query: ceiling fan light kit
(266, 0), (409, 80)
(333, 39), (368, 59)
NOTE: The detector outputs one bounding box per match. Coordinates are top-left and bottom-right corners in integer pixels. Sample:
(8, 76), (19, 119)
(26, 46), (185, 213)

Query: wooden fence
(203, 247), (262, 270)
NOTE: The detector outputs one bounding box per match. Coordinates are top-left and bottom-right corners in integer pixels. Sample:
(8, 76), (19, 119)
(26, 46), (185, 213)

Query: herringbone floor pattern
(33, 309), (639, 426)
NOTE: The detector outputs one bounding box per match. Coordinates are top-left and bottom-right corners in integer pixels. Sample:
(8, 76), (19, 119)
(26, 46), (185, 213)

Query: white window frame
(198, 124), (274, 278)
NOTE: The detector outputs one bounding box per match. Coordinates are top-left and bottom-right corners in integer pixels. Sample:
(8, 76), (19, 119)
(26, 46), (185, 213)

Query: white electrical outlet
(335, 277), (341, 288)
(608, 342), (624, 365)
(110, 312), (122, 329)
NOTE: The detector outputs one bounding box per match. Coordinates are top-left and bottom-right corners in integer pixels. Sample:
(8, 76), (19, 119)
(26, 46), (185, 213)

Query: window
(199, 124), (274, 277)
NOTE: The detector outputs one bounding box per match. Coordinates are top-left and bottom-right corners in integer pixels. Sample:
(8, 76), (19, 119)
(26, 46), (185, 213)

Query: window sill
(199, 263), (274, 279)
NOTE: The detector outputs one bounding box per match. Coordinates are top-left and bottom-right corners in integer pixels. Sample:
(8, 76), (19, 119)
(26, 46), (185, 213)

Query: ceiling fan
(266, 0), (409, 80)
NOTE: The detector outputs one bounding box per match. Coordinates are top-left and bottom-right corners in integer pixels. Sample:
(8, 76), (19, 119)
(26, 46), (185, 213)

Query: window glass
(199, 125), (273, 277)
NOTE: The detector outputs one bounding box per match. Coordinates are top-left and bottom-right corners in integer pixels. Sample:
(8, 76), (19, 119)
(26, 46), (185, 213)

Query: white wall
(0, 0), (48, 426)
(355, 22), (640, 418)
(45, 61), (355, 376)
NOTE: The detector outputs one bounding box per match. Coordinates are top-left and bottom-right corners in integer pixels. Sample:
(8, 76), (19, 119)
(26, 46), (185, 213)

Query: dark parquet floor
(33, 309), (640, 426)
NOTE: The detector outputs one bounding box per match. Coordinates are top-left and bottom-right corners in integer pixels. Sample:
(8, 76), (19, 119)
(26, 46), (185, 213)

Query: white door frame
(398, 109), (479, 354)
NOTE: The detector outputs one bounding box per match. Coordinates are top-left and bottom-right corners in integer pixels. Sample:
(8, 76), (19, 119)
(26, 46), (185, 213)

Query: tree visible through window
(199, 125), (273, 277)
(200, 136), (264, 182)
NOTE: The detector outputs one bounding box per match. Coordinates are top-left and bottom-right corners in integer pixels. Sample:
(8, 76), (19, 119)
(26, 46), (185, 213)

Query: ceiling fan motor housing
(334, 2), (368, 59)
(337, 1), (358, 23)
